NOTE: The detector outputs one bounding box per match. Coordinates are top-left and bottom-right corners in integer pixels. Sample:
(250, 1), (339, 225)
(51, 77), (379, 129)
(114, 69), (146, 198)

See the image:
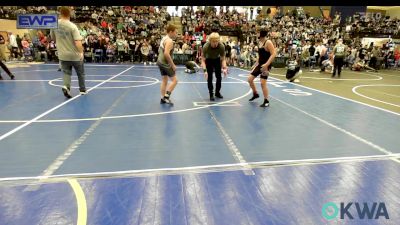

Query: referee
(332, 38), (347, 78)
(201, 32), (228, 101)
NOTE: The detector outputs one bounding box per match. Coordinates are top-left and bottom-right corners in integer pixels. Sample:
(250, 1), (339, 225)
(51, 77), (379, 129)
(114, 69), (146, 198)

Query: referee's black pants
(206, 58), (222, 94)
(333, 57), (344, 77)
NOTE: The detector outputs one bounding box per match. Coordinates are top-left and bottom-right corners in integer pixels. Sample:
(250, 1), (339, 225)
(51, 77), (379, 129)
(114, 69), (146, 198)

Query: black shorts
(286, 67), (300, 81)
(157, 61), (175, 77)
(250, 64), (272, 79)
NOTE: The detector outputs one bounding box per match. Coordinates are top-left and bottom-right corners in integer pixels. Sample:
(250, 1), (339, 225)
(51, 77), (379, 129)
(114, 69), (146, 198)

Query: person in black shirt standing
(225, 42), (231, 66)
(247, 30), (276, 107)
(309, 42), (316, 57)
(308, 42), (316, 70)
(358, 45), (367, 62)
(16, 35), (23, 56)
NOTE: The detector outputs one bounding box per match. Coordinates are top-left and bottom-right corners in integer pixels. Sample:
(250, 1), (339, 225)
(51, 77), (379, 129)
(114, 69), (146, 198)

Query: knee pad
(260, 75), (268, 80)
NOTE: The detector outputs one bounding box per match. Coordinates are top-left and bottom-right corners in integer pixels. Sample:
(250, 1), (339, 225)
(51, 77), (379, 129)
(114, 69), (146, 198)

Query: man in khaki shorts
(0, 33), (7, 61)
(157, 24), (178, 105)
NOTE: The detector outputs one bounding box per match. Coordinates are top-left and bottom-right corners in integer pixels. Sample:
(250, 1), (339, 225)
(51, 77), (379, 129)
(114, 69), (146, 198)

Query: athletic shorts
(157, 61), (175, 77)
(286, 67), (300, 81)
(250, 64), (272, 79)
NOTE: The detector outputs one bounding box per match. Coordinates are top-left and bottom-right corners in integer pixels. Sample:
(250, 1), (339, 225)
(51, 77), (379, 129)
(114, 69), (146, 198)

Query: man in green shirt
(51, 6), (86, 98)
(332, 38), (347, 78)
(201, 32), (228, 101)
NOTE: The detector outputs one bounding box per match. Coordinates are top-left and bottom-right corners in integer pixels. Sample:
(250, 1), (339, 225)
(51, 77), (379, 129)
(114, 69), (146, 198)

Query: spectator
(8, 32), (20, 60)
(0, 32), (6, 61)
(140, 41), (150, 64)
(16, 34), (23, 55)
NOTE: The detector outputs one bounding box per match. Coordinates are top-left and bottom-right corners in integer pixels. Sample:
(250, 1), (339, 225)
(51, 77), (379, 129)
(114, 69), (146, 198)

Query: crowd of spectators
(0, 6), (399, 70)
(0, 6), (50, 19)
(235, 10), (399, 70)
(73, 6), (171, 64)
(176, 6), (399, 69)
(345, 11), (400, 36)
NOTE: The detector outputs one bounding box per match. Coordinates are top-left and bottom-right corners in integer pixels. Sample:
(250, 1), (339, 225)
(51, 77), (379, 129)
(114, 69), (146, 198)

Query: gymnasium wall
(281, 6), (331, 17)
(366, 9), (386, 17)
(0, 19), (29, 37)
(330, 6), (367, 24)
(385, 7), (400, 18)
(0, 19), (30, 54)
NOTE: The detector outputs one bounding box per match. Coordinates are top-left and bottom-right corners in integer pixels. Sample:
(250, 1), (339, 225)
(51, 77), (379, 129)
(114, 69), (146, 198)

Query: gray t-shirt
(202, 42), (225, 59)
(51, 19), (82, 61)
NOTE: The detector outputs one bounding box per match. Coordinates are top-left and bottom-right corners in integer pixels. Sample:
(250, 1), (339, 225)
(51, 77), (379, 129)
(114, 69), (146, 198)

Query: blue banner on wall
(17, 14), (58, 29)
